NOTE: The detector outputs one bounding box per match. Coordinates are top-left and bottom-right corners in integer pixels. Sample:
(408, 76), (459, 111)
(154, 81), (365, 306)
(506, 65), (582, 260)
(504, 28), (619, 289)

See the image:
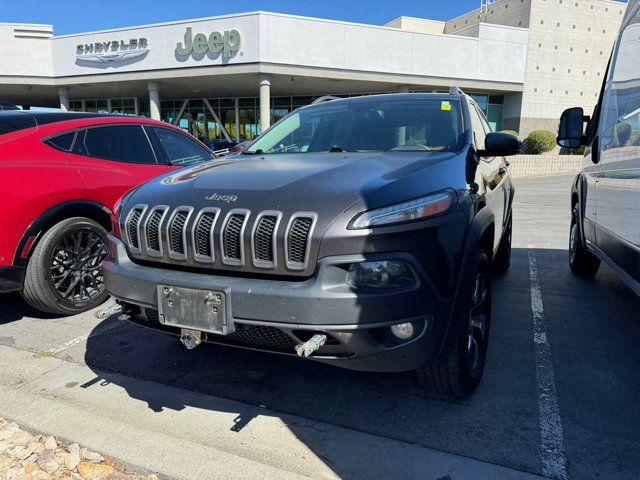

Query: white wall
(43, 12), (527, 85)
(259, 13), (528, 84)
(0, 23), (54, 77)
(51, 13), (260, 77)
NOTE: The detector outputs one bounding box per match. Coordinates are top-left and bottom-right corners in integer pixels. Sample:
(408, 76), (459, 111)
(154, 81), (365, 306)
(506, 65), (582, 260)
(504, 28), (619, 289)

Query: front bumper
(104, 235), (454, 372)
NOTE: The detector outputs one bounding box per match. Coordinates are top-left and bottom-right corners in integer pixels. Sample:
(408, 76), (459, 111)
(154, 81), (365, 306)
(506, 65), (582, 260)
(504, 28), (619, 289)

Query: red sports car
(0, 111), (215, 314)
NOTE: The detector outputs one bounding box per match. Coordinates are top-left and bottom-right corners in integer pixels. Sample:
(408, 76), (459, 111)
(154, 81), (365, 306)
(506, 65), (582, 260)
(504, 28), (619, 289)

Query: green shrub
(615, 123), (632, 145)
(522, 130), (557, 154)
(500, 130), (519, 138)
(629, 131), (640, 146)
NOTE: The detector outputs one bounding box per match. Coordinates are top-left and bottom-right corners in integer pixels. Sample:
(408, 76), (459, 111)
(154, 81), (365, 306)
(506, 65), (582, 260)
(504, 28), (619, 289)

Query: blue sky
(5, 0), (502, 35)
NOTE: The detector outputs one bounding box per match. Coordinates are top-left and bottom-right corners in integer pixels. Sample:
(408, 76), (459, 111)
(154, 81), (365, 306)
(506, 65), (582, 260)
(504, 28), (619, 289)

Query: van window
(599, 11), (640, 152)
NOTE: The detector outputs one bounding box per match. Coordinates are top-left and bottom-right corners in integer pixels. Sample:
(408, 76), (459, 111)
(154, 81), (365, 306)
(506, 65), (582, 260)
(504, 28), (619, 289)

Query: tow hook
(94, 303), (123, 320)
(180, 329), (207, 350)
(295, 334), (327, 358)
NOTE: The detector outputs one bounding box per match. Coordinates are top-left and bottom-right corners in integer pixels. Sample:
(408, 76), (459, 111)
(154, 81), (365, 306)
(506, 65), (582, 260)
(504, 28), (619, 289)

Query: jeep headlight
(346, 260), (416, 289)
(349, 191), (456, 229)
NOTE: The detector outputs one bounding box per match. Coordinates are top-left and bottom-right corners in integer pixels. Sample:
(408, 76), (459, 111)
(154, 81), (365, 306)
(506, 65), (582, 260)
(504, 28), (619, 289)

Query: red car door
(69, 123), (174, 212)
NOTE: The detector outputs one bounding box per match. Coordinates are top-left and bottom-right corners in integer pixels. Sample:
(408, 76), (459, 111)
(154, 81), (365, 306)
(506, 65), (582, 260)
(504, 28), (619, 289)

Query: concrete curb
(0, 344), (544, 480)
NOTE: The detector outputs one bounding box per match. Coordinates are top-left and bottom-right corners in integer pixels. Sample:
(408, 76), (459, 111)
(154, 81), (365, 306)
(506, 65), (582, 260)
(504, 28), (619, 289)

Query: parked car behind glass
(0, 111), (215, 314)
(558, 0), (640, 297)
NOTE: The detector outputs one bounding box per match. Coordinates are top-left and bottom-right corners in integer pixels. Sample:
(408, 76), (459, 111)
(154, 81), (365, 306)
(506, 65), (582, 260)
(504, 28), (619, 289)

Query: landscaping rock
(0, 418), (144, 480)
(77, 461), (115, 480)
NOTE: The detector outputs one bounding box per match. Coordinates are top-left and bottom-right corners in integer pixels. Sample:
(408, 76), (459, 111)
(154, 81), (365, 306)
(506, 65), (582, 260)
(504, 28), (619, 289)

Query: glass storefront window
(69, 100), (83, 112)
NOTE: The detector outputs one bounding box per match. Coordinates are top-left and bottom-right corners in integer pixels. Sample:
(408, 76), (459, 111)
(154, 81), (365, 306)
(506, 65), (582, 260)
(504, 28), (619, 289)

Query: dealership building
(0, 0), (625, 145)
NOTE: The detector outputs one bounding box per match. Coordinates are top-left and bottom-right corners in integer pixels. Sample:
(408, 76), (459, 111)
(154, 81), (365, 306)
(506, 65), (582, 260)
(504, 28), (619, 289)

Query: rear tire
(21, 217), (109, 315)
(569, 205), (600, 278)
(417, 249), (492, 398)
(492, 215), (512, 275)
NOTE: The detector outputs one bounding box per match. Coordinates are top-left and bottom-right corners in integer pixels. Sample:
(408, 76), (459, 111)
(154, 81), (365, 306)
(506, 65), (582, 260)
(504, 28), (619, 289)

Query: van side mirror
(558, 107), (589, 148)
(479, 132), (521, 157)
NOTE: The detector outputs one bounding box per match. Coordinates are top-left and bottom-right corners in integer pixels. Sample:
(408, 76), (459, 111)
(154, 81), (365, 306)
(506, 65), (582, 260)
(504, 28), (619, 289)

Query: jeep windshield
(244, 96), (465, 155)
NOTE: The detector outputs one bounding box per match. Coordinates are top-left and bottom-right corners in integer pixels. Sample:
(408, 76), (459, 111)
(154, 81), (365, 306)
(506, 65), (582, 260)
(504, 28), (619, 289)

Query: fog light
(390, 322), (414, 340)
(346, 260), (416, 289)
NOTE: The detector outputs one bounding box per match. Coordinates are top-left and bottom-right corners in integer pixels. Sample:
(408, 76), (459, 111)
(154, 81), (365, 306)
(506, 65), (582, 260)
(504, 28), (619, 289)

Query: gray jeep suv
(103, 90), (520, 397)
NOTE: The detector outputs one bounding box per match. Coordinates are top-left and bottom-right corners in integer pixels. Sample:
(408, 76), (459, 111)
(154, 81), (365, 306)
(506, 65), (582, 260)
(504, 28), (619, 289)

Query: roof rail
(311, 95), (341, 105)
(449, 86), (464, 96)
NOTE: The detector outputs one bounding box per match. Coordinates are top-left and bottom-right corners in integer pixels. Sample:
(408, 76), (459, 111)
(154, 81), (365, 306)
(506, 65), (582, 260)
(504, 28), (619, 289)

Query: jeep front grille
(167, 208), (193, 259)
(222, 211), (248, 265)
(123, 207), (317, 271)
(286, 214), (317, 270)
(144, 207), (168, 256)
(125, 205), (146, 253)
(252, 211), (281, 268)
(193, 209), (219, 261)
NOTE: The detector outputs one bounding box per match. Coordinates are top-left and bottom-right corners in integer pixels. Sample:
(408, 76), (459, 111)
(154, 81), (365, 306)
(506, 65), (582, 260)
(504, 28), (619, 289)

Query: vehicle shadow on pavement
(81, 247), (640, 479)
(0, 292), (61, 325)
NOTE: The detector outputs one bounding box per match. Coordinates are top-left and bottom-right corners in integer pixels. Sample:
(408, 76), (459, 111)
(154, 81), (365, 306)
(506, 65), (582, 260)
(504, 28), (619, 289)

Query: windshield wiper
(329, 146), (346, 152)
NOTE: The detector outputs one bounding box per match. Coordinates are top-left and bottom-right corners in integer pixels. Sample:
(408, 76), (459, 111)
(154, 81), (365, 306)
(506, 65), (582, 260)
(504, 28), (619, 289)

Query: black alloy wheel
(21, 217), (110, 315)
(50, 228), (107, 303)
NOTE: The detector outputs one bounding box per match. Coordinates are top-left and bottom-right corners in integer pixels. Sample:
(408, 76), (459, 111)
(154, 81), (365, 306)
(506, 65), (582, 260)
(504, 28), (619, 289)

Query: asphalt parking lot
(1, 174), (639, 479)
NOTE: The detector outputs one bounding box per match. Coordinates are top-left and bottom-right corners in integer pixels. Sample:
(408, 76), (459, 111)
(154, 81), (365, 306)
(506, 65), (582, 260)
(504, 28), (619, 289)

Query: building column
(396, 86), (410, 146)
(234, 97), (240, 142)
(58, 87), (70, 111)
(259, 74), (271, 133)
(148, 81), (161, 121)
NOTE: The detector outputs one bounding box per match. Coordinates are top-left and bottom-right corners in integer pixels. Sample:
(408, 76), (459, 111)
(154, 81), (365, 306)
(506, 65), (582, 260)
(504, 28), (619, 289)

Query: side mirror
(558, 107), (588, 148)
(480, 132), (522, 157)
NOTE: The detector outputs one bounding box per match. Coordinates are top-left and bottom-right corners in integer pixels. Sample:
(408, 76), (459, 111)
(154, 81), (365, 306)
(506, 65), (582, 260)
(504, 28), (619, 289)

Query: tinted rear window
(45, 132), (76, 151)
(76, 125), (156, 164)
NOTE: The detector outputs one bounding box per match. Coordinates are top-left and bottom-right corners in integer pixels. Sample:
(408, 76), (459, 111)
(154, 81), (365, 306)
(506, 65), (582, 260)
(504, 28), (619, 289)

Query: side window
(599, 10), (640, 153)
(45, 131), (76, 152)
(469, 103), (487, 150)
(150, 127), (214, 166)
(77, 125), (156, 164)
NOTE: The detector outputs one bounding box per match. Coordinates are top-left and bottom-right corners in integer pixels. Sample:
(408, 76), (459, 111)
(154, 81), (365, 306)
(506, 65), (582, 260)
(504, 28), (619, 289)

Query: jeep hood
(129, 151), (464, 217)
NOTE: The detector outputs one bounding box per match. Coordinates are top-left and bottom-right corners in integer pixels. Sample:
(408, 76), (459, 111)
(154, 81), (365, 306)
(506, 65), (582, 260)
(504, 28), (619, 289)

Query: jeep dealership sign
(176, 27), (241, 58)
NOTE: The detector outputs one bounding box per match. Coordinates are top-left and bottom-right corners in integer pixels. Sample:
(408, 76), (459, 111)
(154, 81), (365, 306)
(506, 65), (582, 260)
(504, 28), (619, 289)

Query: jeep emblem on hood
(204, 192), (238, 203)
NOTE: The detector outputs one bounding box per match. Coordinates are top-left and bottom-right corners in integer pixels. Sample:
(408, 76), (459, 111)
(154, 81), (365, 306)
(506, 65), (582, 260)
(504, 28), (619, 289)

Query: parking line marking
(45, 321), (125, 356)
(528, 250), (569, 480)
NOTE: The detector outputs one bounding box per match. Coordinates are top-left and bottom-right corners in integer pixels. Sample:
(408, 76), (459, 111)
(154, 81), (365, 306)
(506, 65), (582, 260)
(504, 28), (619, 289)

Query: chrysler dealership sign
(76, 38), (149, 65)
(176, 27), (241, 58)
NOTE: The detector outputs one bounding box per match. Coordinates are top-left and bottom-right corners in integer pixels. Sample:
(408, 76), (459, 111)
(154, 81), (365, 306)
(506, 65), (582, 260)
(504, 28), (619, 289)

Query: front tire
(417, 249), (492, 398)
(569, 205), (600, 277)
(21, 217), (109, 315)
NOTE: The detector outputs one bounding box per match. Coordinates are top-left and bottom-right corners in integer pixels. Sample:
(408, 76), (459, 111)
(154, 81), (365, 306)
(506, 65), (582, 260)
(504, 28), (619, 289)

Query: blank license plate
(157, 285), (234, 335)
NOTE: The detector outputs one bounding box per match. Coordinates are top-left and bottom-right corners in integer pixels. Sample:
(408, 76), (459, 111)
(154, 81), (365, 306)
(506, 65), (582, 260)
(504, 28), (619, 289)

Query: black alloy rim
(468, 273), (489, 371)
(50, 229), (108, 303)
